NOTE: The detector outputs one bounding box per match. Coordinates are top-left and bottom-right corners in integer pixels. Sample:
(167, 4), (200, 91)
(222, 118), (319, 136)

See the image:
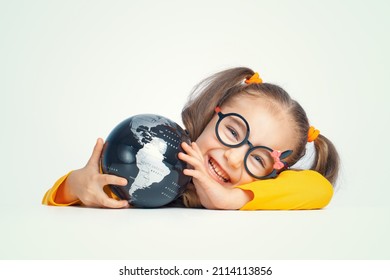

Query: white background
(1, 0), (389, 260)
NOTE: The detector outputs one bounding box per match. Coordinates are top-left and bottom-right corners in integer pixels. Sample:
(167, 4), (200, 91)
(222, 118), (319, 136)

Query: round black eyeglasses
(214, 107), (293, 179)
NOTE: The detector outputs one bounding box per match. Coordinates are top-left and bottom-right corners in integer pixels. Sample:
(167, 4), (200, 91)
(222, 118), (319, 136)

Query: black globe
(101, 114), (191, 208)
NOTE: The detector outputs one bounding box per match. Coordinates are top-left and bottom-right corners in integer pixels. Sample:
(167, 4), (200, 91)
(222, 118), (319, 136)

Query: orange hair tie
(245, 72), (263, 84)
(307, 126), (320, 142)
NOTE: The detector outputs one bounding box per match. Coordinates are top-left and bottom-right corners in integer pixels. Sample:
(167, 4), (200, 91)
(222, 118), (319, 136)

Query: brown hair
(178, 67), (340, 207)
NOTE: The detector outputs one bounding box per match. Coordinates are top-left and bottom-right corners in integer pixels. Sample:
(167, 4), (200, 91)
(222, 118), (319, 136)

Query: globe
(101, 114), (191, 208)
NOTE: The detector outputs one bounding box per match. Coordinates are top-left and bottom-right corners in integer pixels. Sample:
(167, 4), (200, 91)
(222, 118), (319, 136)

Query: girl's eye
(218, 115), (247, 145)
(252, 154), (265, 168)
(227, 126), (240, 141)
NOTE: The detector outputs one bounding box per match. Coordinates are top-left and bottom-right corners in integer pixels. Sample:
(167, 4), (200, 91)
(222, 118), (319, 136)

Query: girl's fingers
(82, 175), (129, 208)
(99, 174), (128, 187)
(98, 196), (130, 209)
(190, 142), (202, 156)
(84, 196), (129, 209)
(180, 142), (194, 155)
(181, 142), (200, 157)
(87, 138), (104, 167)
(178, 152), (202, 170)
(94, 176), (130, 208)
(183, 168), (197, 177)
(180, 142), (203, 161)
(183, 169), (209, 184)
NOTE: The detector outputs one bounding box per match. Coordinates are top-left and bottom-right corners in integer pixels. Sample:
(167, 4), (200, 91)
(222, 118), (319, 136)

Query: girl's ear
(280, 150), (293, 159)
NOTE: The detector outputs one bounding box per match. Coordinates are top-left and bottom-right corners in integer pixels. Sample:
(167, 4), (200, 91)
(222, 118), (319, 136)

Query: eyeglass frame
(214, 106), (293, 179)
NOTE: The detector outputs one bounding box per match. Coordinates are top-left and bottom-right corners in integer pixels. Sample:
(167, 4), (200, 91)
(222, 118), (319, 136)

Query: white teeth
(209, 158), (230, 183)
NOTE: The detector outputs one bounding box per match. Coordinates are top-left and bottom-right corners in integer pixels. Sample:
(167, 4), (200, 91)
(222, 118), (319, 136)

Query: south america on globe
(101, 114), (191, 208)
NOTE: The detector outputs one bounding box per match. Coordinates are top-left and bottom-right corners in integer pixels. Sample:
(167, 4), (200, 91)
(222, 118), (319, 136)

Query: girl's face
(195, 95), (296, 188)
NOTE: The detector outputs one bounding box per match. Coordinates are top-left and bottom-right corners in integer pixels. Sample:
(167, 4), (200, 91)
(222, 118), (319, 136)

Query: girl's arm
(236, 170), (333, 210)
(179, 142), (333, 210)
(42, 138), (130, 208)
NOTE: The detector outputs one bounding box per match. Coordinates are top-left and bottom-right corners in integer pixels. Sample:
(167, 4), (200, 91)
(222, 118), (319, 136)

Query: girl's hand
(58, 138), (130, 208)
(179, 142), (251, 210)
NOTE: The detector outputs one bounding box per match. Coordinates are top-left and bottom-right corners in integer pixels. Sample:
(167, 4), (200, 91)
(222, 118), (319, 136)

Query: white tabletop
(2, 202), (389, 260)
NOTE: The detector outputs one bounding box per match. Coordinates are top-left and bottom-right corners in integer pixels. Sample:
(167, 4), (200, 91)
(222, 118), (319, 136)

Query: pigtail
(312, 134), (340, 185)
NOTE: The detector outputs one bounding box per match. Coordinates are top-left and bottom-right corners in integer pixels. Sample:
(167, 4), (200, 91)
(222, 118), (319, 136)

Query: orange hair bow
(307, 126), (320, 142)
(245, 72), (263, 84)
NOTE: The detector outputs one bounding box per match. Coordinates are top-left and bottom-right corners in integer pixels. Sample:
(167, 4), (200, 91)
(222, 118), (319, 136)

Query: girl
(42, 67), (339, 210)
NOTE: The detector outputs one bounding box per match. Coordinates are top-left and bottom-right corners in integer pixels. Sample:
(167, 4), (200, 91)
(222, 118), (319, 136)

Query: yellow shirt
(42, 170), (333, 210)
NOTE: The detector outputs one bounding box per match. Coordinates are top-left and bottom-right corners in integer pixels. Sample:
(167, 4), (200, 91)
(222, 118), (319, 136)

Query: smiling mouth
(208, 158), (230, 183)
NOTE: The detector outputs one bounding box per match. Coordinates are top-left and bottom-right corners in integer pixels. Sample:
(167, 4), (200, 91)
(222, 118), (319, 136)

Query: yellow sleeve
(42, 172), (81, 206)
(237, 170), (333, 210)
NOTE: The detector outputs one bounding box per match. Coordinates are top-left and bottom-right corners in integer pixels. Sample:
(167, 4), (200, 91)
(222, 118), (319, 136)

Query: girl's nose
(224, 146), (247, 169)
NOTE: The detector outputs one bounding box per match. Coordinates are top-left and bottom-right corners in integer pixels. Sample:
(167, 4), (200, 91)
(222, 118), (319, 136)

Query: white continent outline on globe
(129, 138), (170, 197)
(130, 115), (168, 146)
